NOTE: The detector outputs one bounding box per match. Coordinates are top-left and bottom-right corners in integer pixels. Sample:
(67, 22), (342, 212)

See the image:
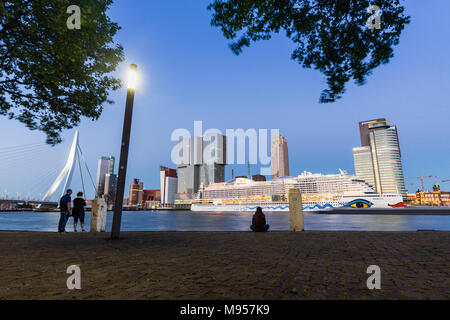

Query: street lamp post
(111, 64), (138, 240)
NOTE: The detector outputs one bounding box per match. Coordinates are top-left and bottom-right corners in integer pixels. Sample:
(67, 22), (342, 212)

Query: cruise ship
(191, 170), (404, 212)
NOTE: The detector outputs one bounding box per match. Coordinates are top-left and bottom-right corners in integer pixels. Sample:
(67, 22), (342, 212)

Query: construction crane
(405, 175), (433, 192)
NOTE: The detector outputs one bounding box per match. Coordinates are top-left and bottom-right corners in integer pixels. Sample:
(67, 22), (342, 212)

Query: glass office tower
(353, 119), (407, 199)
(353, 146), (376, 189)
(95, 156), (115, 197)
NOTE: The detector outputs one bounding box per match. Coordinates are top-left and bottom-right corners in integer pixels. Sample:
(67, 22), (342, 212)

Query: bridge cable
(0, 151), (50, 169)
(0, 145), (50, 161)
(0, 143), (48, 154)
(76, 143), (97, 197)
(0, 143), (46, 152)
(27, 165), (64, 201)
(76, 148), (86, 197)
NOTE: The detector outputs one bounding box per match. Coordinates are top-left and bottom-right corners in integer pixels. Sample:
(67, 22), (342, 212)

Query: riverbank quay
(0, 231), (448, 300)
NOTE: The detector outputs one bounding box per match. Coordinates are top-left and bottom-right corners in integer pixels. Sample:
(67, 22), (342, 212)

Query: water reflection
(0, 211), (449, 232)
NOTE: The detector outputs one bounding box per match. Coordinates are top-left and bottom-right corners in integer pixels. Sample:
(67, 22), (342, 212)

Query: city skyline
(1, 113), (448, 202)
(1, 1), (449, 305)
(0, 1), (449, 199)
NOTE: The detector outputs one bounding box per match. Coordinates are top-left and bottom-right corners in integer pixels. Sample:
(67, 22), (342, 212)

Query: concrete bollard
(90, 197), (107, 232)
(289, 189), (304, 232)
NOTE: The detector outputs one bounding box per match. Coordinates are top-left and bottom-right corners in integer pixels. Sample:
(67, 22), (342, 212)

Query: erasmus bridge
(0, 131), (96, 210)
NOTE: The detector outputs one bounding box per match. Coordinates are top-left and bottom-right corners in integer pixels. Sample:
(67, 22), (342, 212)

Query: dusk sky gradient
(0, 0), (449, 200)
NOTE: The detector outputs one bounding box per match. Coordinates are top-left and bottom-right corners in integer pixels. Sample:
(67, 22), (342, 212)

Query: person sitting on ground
(72, 192), (87, 232)
(250, 207), (270, 232)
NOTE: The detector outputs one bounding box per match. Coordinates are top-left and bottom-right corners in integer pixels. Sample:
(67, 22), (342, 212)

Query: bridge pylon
(40, 131), (96, 204)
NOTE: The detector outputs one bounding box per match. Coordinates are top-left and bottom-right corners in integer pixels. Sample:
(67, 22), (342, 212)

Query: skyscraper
(176, 134), (226, 197)
(129, 178), (144, 205)
(107, 156), (115, 175)
(95, 156), (115, 197)
(104, 173), (117, 202)
(200, 132), (226, 186)
(271, 135), (290, 180)
(353, 119), (407, 198)
(353, 147), (376, 188)
(160, 166), (178, 205)
(176, 136), (201, 196)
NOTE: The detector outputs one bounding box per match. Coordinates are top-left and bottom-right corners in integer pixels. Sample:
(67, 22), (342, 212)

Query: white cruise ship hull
(191, 195), (404, 212)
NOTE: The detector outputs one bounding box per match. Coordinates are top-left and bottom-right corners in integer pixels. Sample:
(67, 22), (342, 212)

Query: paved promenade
(0, 231), (448, 300)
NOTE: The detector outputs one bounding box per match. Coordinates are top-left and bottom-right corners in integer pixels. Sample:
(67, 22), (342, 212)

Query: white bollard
(90, 197), (107, 232)
(289, 189), (305, 232)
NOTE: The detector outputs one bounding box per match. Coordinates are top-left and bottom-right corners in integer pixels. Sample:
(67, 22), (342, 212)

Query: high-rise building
(353, 119), (407, 198)
(200, 163), (225, 186)
(108, 157), (115, 175)
(129, 178), (144, 205)
(177, 164), (200, 196)
(104, 173), (117, 202)
(271, 135), (290, 180)
(358, 118), (386, 147)
(176, 134), (226, 197)
(160, 166), (178, 205)
(353, 147), (376, 188)
(200, 133), (226, 186)
(95, 156), (115, 197)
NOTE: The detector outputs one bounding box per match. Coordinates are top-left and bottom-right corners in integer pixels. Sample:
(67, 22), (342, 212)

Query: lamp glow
(127, 64), (138, 90)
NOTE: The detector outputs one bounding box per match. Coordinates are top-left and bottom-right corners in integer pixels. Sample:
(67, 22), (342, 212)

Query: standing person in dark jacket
(72, 192), (87, 232)
(58, 189), (72, 233)
(250, 207), (270, 232)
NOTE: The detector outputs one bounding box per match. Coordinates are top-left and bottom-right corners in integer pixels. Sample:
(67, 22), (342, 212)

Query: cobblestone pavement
(0, 231), (448, 300)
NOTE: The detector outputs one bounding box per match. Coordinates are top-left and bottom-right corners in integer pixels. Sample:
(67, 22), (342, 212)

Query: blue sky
(1, 0), (449, 200)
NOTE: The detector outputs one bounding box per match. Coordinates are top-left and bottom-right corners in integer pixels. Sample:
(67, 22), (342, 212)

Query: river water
(0, 210), (449, 232)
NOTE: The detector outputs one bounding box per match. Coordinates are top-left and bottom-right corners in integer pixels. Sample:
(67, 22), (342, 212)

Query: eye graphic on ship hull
(345, 199), (373, 208)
